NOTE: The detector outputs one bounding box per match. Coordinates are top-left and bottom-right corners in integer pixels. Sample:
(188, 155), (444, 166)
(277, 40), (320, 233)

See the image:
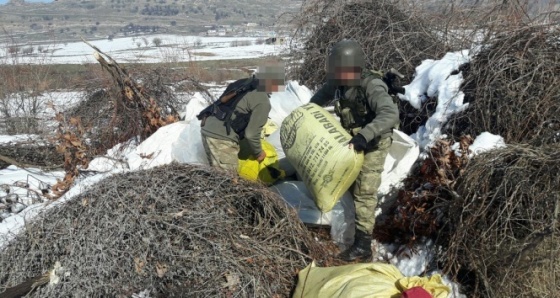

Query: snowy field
(0, 35), (510, 297)
(0, 34), (289, 64)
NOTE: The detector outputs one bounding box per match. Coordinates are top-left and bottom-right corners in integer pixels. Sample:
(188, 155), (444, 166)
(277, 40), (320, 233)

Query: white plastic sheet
(181, 92), (212, 123)
(266, 129), (284, 159)
(171, 120), (209, 166)
(270, 181), (355, 245)
(378, 130), (420, 197)
(88, 121), (209, 172)
(268, 81), (312, 127)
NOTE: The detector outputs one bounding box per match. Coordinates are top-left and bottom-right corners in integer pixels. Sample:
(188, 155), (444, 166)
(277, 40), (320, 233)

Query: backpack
(367, 68), (406, 96)
(197, 76), (258, 138)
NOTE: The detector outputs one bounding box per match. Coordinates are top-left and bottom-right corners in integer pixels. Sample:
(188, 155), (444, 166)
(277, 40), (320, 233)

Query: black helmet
(327, 39), (366, 76)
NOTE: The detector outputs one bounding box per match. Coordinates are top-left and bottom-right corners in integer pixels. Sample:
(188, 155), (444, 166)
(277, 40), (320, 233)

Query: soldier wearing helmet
(310, 39), (400, 262)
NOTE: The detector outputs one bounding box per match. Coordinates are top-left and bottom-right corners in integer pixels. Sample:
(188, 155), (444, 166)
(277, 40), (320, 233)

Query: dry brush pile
(381, 25), (560, 295)
(446, 25), (560, 146)
(51, 43), (180, 197)
(0, 139), (63, 170)
(368, 13), (560, 298)
(440, 144), (560, 298)
(288, 0), (449, 135)
(0, 163), (325, 297)
(290, 0), (447, 89)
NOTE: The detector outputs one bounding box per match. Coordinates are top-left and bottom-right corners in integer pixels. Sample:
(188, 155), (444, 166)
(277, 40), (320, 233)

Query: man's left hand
(348, 134), (367, 152)
(256, 150), (267, 162)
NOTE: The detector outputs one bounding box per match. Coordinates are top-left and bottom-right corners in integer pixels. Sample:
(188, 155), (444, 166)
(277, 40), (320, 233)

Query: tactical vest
(333, 70), (384, 135)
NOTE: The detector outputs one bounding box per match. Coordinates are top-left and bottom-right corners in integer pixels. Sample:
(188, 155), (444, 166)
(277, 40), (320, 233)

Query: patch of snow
(376, 240), (467, 298)
(376, 240), (434, 277)
(132, 289), (153, 298)
(1, 35), (286, 65)
(451, 132), (506, 158)
(0, 135), (39, 144)
(399, 50), (471, 152)
(468, 132), (506, 157)
(0, 165), (65, 247)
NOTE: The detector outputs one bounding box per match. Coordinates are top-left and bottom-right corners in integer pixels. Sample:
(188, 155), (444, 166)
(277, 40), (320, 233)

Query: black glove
(383, 71), (406, 95)
(349, 134), (368, 152)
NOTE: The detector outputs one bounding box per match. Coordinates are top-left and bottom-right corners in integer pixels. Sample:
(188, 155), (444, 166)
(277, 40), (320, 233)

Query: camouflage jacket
(201, 91), (271, 157)
(310, 73), (399, 146)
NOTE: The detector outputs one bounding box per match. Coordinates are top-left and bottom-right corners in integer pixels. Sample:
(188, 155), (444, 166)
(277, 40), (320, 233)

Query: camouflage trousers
(353, 137), (392, 235)
(201, 135), (239, 172)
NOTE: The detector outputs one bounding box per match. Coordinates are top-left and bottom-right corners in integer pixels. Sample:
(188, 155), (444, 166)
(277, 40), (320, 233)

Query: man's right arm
(310, 83), (335, 106)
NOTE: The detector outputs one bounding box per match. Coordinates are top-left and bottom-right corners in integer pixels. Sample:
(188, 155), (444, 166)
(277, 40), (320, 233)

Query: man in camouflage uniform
(310, 40), (400, 262)
(201, 65), (285, 172)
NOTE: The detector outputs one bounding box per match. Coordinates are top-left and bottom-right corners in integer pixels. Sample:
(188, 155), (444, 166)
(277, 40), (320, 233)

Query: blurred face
(264, 79), (285, 93)
(333, 66), (361, 86)
(256, 65), (286, 93)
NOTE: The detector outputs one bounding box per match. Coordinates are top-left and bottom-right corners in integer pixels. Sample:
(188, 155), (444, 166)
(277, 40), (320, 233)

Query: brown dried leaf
(125, 87), (135, 100)
(70, 140), (82, 147)
(134, 257), (145, 275)
(438, 156), (451, 167)
(69, 117), (81, 126)
(156, 262), (168, 278)
(222, 273), (240, 290)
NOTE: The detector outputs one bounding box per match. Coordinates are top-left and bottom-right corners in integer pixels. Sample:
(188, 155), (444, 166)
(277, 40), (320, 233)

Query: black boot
(338, 229), (372, 262)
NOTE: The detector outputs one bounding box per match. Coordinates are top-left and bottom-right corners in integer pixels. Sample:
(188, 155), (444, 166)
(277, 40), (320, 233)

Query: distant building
(246, 23), (258, 27)
(265, 37), (285, 45)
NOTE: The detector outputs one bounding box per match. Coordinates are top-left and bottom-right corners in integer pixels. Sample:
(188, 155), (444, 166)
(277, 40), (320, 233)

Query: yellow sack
(238, 139), (285, 185)
(293, 261), (404, 298)
(280, 103), (364, 212)
(293, 262), (451, 298)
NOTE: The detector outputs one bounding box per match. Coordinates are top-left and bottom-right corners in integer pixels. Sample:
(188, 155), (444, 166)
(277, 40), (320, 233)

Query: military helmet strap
(334, 87), (342, 101)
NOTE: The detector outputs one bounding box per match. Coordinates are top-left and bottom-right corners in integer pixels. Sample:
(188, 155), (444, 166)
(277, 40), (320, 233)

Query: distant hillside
(0, 0), (302, 43)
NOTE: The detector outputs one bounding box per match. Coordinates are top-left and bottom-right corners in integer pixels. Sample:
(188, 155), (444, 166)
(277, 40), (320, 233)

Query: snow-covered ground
(0, 34), (288, 64)
(0, 35), (511, 297)
(1, 90), (84, 119)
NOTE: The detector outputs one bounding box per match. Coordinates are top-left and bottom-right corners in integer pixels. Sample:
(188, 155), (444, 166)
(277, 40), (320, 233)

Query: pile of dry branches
(0, 163), (325, 297)
(446, 26), (560, 146)
(65, 66), (186, 157)
(289, 0), (447, 90)
(0, 138), (62, 170)
(51, 42), (180, 197)
(374, 136), (472, 246)
(438, 144), (560, 297)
